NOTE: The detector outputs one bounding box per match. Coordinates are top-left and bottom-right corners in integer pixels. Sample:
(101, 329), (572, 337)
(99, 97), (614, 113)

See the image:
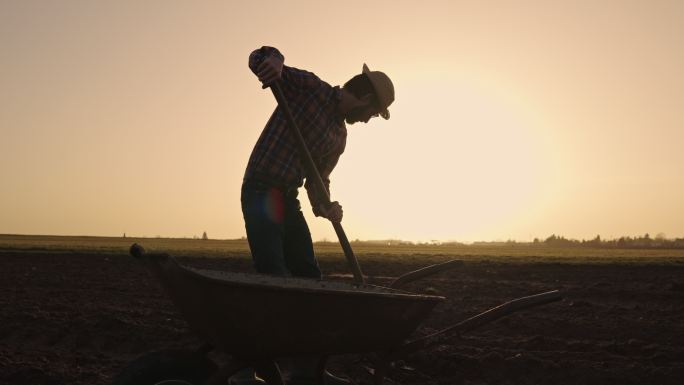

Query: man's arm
(305, 154), (343, 222)
(248, 46), (322, 92)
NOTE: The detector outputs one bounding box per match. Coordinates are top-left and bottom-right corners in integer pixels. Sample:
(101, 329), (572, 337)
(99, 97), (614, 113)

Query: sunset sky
(1, 1), (683, 242)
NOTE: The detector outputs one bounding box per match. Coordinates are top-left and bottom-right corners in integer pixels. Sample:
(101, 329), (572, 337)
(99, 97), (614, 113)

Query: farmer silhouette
(236, 46), (394, 385)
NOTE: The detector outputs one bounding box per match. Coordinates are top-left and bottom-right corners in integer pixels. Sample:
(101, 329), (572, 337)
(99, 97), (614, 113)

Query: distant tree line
(533, 233), (684, 249)
(321, 235), (684, 249)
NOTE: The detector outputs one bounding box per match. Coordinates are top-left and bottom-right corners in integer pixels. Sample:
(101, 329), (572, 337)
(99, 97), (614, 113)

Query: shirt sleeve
(305, 152), (342, 217)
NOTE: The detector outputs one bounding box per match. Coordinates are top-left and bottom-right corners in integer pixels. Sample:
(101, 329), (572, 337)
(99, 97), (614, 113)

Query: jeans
(241, 181), (322, 279)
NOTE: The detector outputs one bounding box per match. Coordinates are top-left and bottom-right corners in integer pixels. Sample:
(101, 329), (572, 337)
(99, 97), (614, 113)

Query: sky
(1, 0), (683, 242)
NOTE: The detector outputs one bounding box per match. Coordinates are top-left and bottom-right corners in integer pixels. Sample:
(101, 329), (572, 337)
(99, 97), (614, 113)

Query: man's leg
(241, 183), (290, 276)
(235, 183), (288, 385)
(282, 193), (322, 279)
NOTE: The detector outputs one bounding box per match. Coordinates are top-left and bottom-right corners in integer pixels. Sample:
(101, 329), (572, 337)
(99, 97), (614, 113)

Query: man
(236, 46), (394, 385)
(242, 46), (394, 279)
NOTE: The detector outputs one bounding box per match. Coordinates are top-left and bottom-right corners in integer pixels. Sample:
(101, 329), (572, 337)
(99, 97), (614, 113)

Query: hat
(362, 63), (394, 120)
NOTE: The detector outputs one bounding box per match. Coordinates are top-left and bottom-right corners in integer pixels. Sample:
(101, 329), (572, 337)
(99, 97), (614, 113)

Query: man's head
(341, 64), (394, 124)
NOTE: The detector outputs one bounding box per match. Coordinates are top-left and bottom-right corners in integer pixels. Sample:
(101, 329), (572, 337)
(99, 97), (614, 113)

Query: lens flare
(263, 188), (285, 224)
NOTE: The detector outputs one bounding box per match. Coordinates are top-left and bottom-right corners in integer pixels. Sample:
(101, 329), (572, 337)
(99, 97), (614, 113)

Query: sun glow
(325, 75), (556, 242)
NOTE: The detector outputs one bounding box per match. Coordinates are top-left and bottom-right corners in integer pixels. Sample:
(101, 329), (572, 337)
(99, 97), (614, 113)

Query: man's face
(344, 100), (382, 125)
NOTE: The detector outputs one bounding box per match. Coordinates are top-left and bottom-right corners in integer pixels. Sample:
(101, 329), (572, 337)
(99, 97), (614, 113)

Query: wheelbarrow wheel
(111, 349), (217, 385)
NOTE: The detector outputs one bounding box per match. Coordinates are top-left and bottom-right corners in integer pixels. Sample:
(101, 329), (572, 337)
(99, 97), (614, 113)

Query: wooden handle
(270, 83), (365, 285)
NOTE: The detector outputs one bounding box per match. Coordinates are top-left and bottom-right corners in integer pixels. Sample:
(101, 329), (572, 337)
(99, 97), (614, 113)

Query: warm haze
(1, 1), (683, 242)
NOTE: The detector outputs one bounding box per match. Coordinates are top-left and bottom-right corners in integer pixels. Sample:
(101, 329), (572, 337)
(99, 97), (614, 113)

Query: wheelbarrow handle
(269, 82), (365, 285)
(393, 290), (564, 356)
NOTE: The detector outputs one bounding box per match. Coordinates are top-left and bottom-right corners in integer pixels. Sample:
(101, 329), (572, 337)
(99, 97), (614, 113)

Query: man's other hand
(257, 55), (283, 88)
(318, 201), (343, 223)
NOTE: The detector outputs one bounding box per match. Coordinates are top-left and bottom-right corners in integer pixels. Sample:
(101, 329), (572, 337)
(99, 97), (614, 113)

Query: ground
(1, 250), (683, 385)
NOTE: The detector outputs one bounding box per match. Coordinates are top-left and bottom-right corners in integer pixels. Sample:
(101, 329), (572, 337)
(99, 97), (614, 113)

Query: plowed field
(1, 251), (683, 384)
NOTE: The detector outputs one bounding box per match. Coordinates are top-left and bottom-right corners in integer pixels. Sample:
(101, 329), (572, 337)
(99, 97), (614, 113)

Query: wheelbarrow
(111, 244), (562, 385)
(113, 82), (561, 384)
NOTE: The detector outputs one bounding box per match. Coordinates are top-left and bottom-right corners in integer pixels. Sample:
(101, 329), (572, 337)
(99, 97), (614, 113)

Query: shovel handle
(270, 82), (365, 285)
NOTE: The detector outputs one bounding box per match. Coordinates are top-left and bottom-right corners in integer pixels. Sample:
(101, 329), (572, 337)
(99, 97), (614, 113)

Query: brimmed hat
(362, 64), (394, 120)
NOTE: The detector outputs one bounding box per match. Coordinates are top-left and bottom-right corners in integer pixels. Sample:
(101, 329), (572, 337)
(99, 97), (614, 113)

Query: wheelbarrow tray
(138, 252), (444, 359)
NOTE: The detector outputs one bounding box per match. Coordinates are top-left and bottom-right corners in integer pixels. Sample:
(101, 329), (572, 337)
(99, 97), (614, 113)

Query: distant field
(1, 234), (683, 265)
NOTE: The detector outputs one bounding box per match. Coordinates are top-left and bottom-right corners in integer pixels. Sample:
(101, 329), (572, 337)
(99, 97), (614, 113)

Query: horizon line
(1, 232), (681, 244)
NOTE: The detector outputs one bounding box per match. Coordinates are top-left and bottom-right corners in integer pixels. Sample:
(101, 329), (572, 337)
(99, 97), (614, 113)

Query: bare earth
(1, 251), (683, 385)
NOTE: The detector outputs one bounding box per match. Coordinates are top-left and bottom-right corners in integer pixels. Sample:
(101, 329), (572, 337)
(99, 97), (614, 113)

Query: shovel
(270, 82), (365, 285)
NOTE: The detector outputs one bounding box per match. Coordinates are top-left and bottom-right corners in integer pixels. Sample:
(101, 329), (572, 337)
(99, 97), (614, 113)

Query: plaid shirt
(244, 46), (347, 213)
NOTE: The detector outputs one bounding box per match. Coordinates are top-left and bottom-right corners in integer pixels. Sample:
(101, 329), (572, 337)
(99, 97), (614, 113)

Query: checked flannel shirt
(244, 46), (347, 215)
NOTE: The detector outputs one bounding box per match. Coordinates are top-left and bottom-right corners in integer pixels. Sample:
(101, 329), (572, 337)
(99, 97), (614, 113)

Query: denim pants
(241, 181), (322, 279)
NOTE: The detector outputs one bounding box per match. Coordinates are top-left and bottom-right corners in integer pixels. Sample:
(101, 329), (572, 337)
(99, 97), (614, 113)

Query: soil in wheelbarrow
(1, 251), (683, 385)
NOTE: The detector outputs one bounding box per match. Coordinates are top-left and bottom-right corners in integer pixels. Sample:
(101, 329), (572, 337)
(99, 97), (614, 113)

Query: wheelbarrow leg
(255, 360), (285, 385)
